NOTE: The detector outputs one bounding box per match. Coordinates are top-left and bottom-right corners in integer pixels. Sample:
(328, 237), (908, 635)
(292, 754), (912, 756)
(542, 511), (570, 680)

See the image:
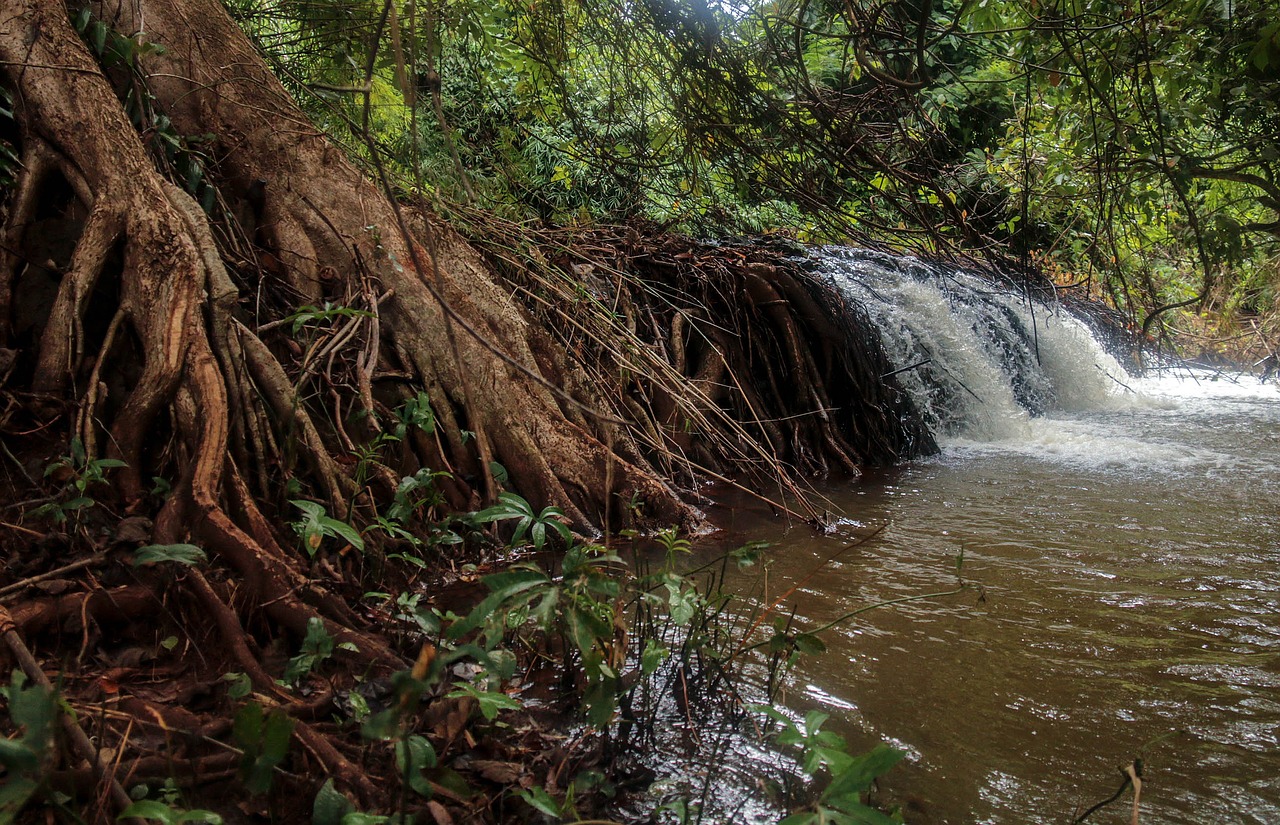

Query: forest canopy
(215, 0), (1280, 345)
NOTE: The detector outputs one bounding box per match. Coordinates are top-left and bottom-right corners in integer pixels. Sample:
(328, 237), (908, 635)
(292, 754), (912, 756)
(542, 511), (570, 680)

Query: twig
(1072, 760), (1143, 823)
(0, 519), (44, 539)
(0, 552), (108, 601)
(0, 604), (143, 823)
(881, 357), (931, 379)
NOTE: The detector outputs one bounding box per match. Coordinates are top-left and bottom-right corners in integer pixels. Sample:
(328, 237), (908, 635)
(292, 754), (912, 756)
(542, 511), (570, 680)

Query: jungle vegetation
(225, 0), (1279, 347)
(0, 0), (1276, 822)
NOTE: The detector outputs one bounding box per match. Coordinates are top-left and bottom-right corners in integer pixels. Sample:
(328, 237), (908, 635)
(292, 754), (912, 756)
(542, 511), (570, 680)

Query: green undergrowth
(0, 393), (950, 823)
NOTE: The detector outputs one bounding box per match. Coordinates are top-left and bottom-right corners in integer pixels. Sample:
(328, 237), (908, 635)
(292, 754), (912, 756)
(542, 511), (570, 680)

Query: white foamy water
(818, 247), (1280, 483)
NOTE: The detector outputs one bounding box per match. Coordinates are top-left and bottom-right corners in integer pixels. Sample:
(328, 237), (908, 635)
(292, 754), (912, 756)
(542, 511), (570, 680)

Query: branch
(1182, 162), (1280, 205)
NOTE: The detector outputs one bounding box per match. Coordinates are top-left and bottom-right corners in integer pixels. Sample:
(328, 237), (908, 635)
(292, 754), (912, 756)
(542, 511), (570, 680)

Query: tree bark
(1, 0), (693, 544)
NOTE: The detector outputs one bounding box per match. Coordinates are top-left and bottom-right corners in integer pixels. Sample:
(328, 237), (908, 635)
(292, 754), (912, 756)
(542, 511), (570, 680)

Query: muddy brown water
(719, 372), (1280, 823)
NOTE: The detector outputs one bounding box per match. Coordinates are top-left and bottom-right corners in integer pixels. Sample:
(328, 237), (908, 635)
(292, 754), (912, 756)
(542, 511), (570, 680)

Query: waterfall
(816, 248), (1132, 443)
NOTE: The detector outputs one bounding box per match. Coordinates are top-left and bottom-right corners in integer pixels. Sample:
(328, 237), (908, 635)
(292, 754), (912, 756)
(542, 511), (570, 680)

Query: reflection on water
(721, 372), (1280, 824)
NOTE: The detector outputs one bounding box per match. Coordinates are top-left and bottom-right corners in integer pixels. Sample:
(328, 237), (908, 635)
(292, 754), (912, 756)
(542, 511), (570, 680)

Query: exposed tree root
(0, 0), (933, 818)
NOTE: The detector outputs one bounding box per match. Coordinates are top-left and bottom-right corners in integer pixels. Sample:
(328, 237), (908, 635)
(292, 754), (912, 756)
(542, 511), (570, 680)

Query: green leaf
(394, 735), (438, 797)
(223, 672), (252, 700)
(312, 780), (352, 825)
(340, 815), (389, 825)
(133, 544), (207, 567)
(320, 516), (364, 552)
(285, 618), (335, 684)
(822, 744), (904, 806)
(290, 500), (326, 519)
(118, 801), (179, 824)
(234, 703), (295, 794)
(793, 633), (827, 655)
(564, 603), (612, 655)
(665, 582), (698, 626)
(516, 787), (561, 817)
(641, 640), (668, 675)
(447, 683), (521, 721)
(446, 570), (550, 640)
(0, 739), (38, 774)
(0, 778), (39, 821)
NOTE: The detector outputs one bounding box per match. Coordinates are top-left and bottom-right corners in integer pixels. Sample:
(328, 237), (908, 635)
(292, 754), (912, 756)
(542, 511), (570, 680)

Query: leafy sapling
(290, 500), (364, 556)
(31, 437), (127, 527)
(472, 492), (571, 550)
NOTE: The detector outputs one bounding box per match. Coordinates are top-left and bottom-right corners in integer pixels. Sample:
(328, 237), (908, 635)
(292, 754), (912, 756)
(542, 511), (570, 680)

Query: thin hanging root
(236, 320), (353, 510)
(33, 201), (123, 393)
(78, 306), (126, 458)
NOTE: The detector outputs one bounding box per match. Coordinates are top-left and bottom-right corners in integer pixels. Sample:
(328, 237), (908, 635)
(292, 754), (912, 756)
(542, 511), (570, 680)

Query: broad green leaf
(117, 801), (179, 823)
(234, 703), (295, 794)
(319, 516), (364, 551)
(794, 633), (827, 655)
(312, 779), (352, 825)
(133, 544), (207, 567)
(0, 778), (39, 820)
(822, 744), (905, 806)
(641, 640), (668, 674)
(394, 735), (438, 797)
(446, 571), (550, 640)
(516, 787), (561, 817)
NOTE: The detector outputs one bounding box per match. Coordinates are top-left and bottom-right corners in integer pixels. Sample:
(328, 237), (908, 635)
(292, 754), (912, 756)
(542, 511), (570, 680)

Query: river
(710, 252), (1280, 823)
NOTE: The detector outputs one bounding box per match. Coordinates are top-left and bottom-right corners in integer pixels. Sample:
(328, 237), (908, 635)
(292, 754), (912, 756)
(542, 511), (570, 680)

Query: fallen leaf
(470, 759), (524, 785)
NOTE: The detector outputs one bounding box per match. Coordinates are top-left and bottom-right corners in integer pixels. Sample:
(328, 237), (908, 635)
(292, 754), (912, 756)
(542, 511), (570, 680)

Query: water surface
(728, 371), (1280, 823)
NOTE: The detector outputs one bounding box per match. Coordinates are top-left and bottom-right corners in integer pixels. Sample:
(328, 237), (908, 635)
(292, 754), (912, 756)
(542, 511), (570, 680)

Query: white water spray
(818, 248), (1132, 444)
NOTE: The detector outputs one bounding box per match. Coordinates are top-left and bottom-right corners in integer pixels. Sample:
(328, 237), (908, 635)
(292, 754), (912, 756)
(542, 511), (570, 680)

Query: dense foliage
(215, 0), (1280, 347)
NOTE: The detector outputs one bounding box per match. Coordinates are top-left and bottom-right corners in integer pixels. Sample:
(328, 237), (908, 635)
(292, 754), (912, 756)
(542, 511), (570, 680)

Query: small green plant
(386, 468), (450, 523)
(290, 500), (364, 556)
(0, 670), (57, 816)
(654, 526), (691, 565)
(231, 702), (294, 794)
(756, 707), (905, 825)
(312, 778), (395, 825)
(120, 779), (222, 824)
(31, 437), (126, 527)
(392, 391), (436, 440)
(392, 591), (442, 635)
(445, 681), (522, 721)
(472, 491), (571, 550)
(281, 302), (373, 336)
(283, 617), (355, 685)
(394, 734), (439, 798)
(447, 539), (627, 725)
